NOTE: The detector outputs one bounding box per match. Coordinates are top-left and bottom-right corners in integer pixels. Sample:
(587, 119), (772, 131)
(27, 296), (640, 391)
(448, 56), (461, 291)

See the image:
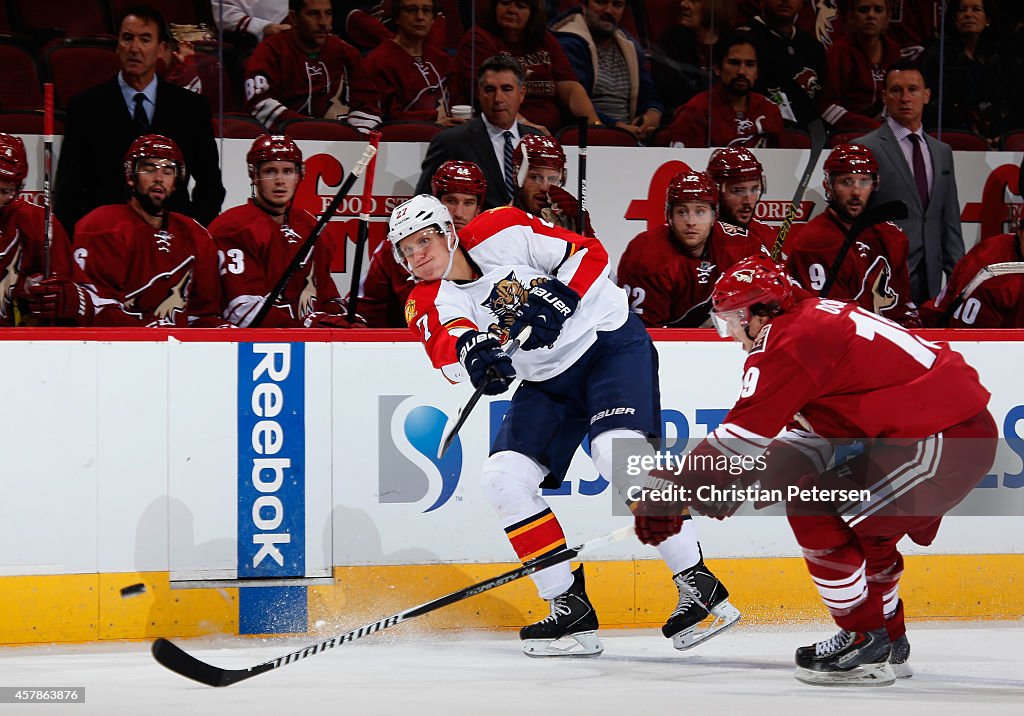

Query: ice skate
(889, 633), (912, 678)
(794, 628), (895, 686)
(520, 565), (602, 657)
(662, 561), (741, 650)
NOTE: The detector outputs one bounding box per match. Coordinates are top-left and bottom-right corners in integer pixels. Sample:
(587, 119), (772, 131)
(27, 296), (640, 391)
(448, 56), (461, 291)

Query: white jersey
(405, 206), (629, 383)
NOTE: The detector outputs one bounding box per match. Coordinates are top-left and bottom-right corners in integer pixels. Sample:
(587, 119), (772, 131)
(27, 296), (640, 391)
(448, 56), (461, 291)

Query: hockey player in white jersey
(389, 194), (740, 657)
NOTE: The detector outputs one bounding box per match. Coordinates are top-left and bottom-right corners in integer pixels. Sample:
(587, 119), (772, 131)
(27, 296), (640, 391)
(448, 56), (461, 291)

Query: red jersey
(745, 218), (778, 249)
(668, 84), (785, 148)
(886, 0), (939, 58)
(709, 298), (989, 452)
(363, 40), (457, 122)
(617, 222), (767, 327)
(921, 233), (1024, 328)
(0, 198), (79, 325)
(786, 211), (919, 327)
(209, 200), (342, 327)
(351, 239), (413, 328)
(74, 204), (224, 327)
(457, 27), (578, 131)
(821, 35), (901, 131)
(244, 30), (382, 132)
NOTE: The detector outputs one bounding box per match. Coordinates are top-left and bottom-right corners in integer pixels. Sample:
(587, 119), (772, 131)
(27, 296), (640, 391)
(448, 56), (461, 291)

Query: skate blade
(890, 661), (913, 679)
(671, 601), (742, 651)
(522, 630), (603, 658)
(794, 662), (896, 687)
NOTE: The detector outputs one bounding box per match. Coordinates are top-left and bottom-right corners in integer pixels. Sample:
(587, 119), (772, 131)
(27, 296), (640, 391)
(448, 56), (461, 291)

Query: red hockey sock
(504, 507), (567, 564)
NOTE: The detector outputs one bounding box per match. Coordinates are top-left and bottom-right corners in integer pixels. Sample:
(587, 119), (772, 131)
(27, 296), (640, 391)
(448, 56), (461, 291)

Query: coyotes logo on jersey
(856, 255), (898, 315)
(124, 256), (194, 325)
(0, 235), (22, 321)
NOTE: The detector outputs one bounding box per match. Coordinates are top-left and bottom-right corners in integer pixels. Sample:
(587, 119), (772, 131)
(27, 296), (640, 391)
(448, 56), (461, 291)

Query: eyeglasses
(397, 5), (437, 15)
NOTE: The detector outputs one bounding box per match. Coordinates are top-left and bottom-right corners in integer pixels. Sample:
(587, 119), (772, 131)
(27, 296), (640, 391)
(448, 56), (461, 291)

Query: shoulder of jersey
(462, 206), (524, 248)
(405, 280), (442, 325)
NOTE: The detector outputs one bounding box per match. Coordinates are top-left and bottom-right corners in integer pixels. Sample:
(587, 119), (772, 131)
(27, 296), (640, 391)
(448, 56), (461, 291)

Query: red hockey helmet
(665, 170), (718, 220)
(123, 134), (186, 184)
(710, 255), (795, 337)
(512, 134), (566, 187)
(247, 134), (304, 180)
(0, 133), (28, 191)
(431, 160), (486, 201)
(707, 147), (765, 196)
(824, 143), (878, 198)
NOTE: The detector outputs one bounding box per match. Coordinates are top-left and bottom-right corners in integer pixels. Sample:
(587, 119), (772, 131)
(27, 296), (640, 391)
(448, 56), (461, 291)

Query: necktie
(908, 134), (928, 210)
(503, 130), (516, 202)
(133, 93), (149, 131)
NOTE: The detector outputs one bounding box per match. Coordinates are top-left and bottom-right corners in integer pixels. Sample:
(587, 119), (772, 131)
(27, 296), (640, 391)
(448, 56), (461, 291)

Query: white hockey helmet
(387, 194), (459, 279)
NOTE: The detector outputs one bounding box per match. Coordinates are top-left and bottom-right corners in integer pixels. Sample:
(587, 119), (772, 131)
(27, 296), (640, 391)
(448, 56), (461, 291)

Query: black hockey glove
(511, 278), (579, 350)
(456, 331), (517, 395)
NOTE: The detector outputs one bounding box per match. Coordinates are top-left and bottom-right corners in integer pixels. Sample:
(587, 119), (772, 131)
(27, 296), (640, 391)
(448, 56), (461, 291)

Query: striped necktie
(503, 130), (516, 202)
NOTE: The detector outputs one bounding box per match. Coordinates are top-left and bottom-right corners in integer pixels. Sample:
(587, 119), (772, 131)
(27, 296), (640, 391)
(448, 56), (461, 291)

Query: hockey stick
(819, 200), (909, 299)
(42, 83), (54, 278)
(437, 325), (531, 459)
(152, 524), (634, 687)
(249, 137), (379, 327)
(942, 261), (1024, 323)
(577, 117), (588, 232)
(346, 131), (382, 322)
(770, 119), (826, 261)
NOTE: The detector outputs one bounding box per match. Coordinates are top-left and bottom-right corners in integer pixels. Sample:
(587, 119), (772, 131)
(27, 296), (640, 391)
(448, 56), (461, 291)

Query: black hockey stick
(577, 117), (588, 232)
(249, 137), (379, 327)
(152, 524), (634, 687)
(819, 200), (908, 299)
(770, 119), (826, 261)
(42, 83), (54, 278)
(346, 131), (382, 322)
(941, 261), (1024, 323)
(437, 325), (531, 459)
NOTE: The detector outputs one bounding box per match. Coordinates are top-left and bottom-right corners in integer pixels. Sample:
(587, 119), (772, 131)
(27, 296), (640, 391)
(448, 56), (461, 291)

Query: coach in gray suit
(857, 60), (964, 305)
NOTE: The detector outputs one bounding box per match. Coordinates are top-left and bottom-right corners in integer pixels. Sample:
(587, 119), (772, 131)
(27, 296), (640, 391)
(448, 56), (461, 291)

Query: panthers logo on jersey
(481, 271), (549, 339)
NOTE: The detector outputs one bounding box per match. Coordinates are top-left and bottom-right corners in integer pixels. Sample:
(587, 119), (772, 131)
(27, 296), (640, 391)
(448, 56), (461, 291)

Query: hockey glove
(303, 311), (367, 328)
(510, 278), (579, 351)
(456, 331), (516, 395)
(545, 186), (595, 237)
(631, 473), (686, 546)
(24, 275), (95, 324)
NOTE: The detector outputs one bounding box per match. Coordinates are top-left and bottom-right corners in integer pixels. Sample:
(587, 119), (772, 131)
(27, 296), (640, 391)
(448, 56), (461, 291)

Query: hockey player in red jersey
(706, 147), (778, 247)
(631, 255), (997, 686)
(510, 135), (592, 236)
(391, 194), (739, 657)
(58, 135), (226, 327)
(616, 170), (767, 327)
(786, 143), (920, 327)
(210, 134), (354, 328)
(919, 217), (1024, 327)
(244, 0), (382, 132)
(352, 160), (487, 327)
(0, 133), (88, 326)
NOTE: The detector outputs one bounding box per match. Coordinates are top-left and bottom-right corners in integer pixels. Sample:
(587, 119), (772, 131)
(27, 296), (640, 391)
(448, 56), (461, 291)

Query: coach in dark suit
(857, 60), (964, 305)
(54, 4), (225, 234)
(415, 55), (541, 210)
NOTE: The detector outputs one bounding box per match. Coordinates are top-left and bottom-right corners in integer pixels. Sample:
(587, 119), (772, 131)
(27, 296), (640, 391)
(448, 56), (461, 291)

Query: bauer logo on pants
(378, 395), (462, 512)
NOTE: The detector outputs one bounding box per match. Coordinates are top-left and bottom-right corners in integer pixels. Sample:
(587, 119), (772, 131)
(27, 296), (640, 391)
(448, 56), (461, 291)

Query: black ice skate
(662, 561), (741, 650)
(794, 628), (895, 687)
(520, 565), (602, 657)
(889, 633), (912, 679)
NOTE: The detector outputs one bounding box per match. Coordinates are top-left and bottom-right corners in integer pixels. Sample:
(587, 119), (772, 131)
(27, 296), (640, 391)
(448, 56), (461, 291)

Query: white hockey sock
(656, 526), (701, 575)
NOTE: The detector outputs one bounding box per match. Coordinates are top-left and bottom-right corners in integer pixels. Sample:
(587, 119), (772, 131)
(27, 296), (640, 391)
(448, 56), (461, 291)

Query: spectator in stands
(54, 4), (225, 234)
(244, 0), (382, 132)
(364, 0), (461, 124)
(737, 0), (826, 126)
(510, 134), (592, 235)
(415, 55), (542, 209)
(651, 0), (737, 120)
(213, 1), (291, 52)
(551, 0), (663, 143)
(667, 32), (784, 148)
(885, 0), (939, 61)
(456, 0), (599, 135)
(921, 0), (1009, 147)
(737, 0), (842, 48)
(820, 0), (902, 132)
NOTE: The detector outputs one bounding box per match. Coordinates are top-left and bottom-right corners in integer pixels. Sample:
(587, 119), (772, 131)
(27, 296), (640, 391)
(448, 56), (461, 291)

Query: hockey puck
(120, 583), (147, 598)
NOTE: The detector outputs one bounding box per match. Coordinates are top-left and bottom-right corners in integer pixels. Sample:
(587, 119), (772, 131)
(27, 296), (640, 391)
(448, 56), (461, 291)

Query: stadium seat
(780, 128), (811, 149)
(280, 118), (364, 141)
(828, 131), (866, 148)
(9, 0), (113, 41)
(0, 109), (65, 134)
(0, 36), (43, 110)
(45, 39), (120, 110)
(1001, 130), (1024, 152)
(378, 120), (443, 143)
(556, 124), (640, 147)
(212, 113), (266, 139)
(927, 129), (990, 151)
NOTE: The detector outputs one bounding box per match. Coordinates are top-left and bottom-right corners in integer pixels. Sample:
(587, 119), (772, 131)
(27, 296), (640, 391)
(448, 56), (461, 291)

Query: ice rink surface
(1, 622), (1020, 716)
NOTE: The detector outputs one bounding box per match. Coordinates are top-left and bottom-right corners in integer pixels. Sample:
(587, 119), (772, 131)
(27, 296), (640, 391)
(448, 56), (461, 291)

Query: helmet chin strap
(439, 223), (459, 280)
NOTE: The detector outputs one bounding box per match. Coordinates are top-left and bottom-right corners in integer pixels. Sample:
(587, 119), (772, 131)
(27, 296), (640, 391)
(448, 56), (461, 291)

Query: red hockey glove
(630, 473), (686, 546)
(545, 186), (594, 237)
(635, 513), (684, 546)
(24, 275), (95, 323)
(303, 311), (367, 328)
